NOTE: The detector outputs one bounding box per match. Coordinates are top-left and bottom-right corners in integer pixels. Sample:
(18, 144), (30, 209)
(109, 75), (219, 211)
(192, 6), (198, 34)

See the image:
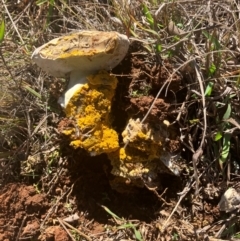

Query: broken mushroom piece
(32, 31), (129, 155)
(108, 118), (183, 192)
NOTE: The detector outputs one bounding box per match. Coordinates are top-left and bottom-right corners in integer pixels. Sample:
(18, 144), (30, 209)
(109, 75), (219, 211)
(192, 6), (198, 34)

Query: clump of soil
(0, 183), (48, 240)
(128, 59), (182, 122)
(130, 96), (170, 122)
(39, 226), (70, 241)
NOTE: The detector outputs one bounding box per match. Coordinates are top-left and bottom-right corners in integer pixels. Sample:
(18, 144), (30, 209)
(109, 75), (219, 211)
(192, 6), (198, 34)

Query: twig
(40, 186), (71, 230)
(30, 115), (49, 138)
(162, 184), (191, 230)
(59, 218), (92, 241)
(16, 216), (27, 241)
(47, 159), (67, 195)
(144, 183), (172, 205)
(163, 158), (216, 230)
(192, 62), (207, 195)
(58, 218), (76, 241)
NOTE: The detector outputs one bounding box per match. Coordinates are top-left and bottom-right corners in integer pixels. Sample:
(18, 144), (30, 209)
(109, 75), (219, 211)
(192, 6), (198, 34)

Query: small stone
(218, 188), (240, 212)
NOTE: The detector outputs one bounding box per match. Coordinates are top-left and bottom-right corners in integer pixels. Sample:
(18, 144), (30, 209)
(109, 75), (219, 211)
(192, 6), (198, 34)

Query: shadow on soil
(64, 149), (183, 224)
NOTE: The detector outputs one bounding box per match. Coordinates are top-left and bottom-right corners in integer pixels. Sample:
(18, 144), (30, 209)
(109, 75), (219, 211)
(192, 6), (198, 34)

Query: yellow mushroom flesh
(63, 71), (119, 156)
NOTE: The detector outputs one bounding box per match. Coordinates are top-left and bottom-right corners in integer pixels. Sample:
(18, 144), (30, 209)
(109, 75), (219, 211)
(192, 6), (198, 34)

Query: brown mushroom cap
(31, 31), (129, 77)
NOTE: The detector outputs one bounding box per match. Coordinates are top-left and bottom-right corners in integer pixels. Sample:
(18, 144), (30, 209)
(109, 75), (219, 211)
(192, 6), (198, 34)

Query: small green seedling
(118, 223), (143, 241)
(141, 3), (162, 53)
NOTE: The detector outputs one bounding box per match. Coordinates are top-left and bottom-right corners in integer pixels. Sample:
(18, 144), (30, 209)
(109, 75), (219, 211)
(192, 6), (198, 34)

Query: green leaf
(220, 133), (231, 163)
(176, 23), (183, 28)
(202, 31), (210, 40)
(214, 131), (222, 141)
(156, 44), (162, 52)
(223, 103), (231, 120)
(189, 119), (199, 124)
(167, 50), (173, 58)
(204, 82), (214, 96)
(236, 75), (240, 87)
(0, 17), (5, 44)
(209, 63), (216, 77)
(173, 35), (180, 41)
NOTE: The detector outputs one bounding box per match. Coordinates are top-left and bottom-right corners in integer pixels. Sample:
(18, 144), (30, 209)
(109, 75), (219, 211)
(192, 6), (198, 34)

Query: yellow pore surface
(63, 72), (119, 155)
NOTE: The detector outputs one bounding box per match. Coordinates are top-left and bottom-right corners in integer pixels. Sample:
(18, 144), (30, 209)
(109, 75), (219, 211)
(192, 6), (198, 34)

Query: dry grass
(1, 0), (240, 240)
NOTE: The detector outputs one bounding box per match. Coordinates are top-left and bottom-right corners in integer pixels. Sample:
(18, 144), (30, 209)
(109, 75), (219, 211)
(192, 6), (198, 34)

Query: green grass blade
(36, 0), (49, 5)
(156, 43), (162, 52)
(24, 85), (42, 99)
(0, 17), (5, 44)
(118, 223), (136, 229)
(142, 4), (154, 29)
(202, 31), (221, 50)
(101, 205), (122, 220)
(118, 222), (143, 241)
(47, 0), (55, 25)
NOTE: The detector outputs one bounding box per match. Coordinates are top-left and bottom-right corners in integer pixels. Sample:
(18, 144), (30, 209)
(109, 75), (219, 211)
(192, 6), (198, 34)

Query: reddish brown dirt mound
(0, 183), (48, 240)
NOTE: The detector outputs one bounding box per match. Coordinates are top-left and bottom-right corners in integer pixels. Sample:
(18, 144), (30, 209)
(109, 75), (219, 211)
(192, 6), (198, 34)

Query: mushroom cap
(31, 31), (129, 77)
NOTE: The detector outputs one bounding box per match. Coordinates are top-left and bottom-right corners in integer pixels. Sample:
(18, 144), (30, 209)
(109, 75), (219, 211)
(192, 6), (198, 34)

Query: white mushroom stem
(58, 70), (87, 108)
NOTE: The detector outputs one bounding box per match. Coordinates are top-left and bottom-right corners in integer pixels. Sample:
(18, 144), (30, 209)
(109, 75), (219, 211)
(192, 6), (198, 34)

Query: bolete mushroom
(32, 31), (129, 155)
(32, 31), (129, 108)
